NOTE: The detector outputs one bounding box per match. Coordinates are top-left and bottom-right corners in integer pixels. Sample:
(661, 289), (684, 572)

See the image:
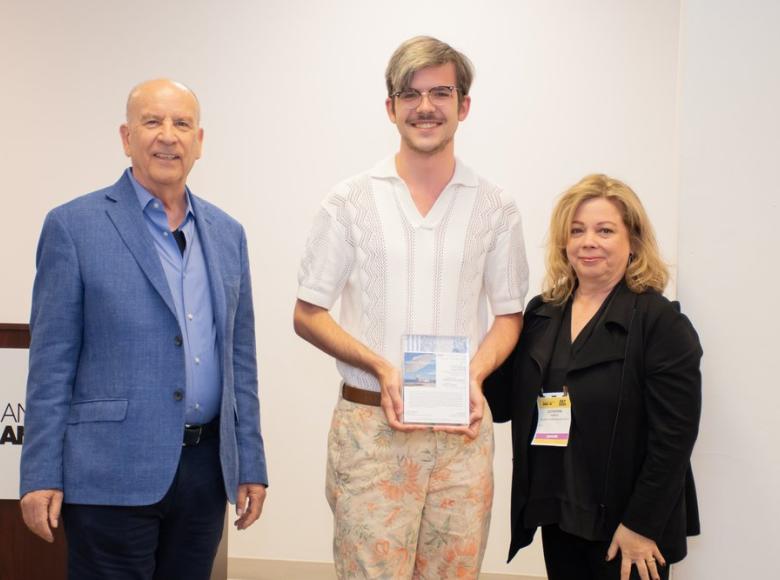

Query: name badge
(531, 390), (571, 447)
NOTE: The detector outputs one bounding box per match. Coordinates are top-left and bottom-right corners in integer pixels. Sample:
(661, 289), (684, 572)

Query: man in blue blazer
(19, 79), (268, 579)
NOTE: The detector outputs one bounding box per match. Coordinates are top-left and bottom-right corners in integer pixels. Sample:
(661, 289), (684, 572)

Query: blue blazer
(20, 172), (267, 505)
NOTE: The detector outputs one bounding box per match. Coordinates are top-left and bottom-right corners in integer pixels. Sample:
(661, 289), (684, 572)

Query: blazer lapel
(104, 173), (177, 318)
(528, 301), (565, 379)
(191, 196), (227, 352)
(569, 283), (637, 371)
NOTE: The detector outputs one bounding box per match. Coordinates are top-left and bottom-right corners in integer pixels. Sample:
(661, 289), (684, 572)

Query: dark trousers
(541, 524), (670, 580)
(62, 435), (226, 580)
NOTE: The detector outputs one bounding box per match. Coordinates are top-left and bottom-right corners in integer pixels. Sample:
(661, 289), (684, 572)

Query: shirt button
(195, 403), (200, 409)
(174, 335), (183, 347)
(153, 202), (160, 209)
(163, 231), (169, 237)
(173, 389), (184, 401)
(194, 356), (201, 365)
(187, 313), (193, 320)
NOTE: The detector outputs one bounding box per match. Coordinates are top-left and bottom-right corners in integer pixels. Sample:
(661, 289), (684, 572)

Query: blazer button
(174, 335), (183, 347)
(173, 389), (184, 401)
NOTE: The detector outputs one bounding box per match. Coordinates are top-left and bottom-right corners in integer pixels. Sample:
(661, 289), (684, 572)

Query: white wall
(0, 1), (686, 576)
(674, 0), (780, 577)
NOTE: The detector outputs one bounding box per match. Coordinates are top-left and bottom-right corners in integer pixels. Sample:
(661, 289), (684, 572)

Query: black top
(523, 290), (614, 528)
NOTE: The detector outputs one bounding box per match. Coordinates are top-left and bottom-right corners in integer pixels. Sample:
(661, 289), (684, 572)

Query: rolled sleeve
(297, 201), (354, 309)
(485, 197), (529, 315)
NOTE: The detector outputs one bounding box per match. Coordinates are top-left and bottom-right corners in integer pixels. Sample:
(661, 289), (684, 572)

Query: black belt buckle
(183, 424), (204, 447)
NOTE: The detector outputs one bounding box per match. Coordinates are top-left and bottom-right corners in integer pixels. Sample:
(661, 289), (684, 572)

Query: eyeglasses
(391, 85), (460, 108)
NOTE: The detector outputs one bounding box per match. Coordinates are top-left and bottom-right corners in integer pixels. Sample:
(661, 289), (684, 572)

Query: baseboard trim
(228, 557), (543, 579)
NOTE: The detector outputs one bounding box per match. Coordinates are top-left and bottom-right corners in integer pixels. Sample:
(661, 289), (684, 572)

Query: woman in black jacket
(485, 175), (701, 580)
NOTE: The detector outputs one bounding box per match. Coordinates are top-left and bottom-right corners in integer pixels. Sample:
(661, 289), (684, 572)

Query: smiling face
(566, 197), (632, 291)
(385, 62), (470, 157)
(120, 80), (203, 197)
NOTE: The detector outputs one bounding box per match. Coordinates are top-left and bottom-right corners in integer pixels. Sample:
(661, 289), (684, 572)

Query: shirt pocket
(66, 399), (129, 424)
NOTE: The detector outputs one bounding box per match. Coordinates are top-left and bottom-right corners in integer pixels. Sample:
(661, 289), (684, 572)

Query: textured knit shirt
(297, 157), (529, 392)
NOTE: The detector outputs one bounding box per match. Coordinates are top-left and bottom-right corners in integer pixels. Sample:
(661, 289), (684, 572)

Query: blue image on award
(403, 352), (436, 386)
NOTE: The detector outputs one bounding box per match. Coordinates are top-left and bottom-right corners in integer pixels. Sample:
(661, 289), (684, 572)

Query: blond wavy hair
(542, 174), (669, 305)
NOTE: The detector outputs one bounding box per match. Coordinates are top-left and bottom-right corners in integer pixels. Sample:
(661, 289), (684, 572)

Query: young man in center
(294, 36), (529, 578)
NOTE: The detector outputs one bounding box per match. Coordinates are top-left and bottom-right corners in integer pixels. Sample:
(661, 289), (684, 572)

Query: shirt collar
(368, 156), (478, 188)
(126, 167), (195, 219)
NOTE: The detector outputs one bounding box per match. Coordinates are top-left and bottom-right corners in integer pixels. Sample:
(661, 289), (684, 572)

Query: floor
(227, 558), (540, 580)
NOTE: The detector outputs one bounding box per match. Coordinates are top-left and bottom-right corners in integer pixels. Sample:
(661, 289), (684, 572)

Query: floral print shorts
(326, 397), (495, 579)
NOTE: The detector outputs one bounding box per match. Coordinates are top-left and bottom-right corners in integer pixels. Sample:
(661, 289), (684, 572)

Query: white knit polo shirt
(298, 157), (529, 392)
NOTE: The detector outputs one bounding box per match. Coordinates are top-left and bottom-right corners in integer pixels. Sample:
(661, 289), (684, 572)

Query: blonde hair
(542, 174), (669, 305)
(385, 36), (474, 106)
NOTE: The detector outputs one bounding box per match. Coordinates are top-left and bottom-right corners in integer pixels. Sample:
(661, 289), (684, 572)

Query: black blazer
(485, 282), (702, 563)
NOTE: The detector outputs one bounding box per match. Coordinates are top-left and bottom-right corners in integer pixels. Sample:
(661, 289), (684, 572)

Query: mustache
(407, 112), (444, 122)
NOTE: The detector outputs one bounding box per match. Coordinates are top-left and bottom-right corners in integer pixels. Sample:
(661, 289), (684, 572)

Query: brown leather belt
(342, 383), (381, 407)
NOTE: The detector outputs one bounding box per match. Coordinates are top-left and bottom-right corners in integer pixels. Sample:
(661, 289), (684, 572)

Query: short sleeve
(297, 197), (355, 310)
(484, 195), (529, 315)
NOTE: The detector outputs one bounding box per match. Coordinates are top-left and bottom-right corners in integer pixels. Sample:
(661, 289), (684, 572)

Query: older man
(294, 37), (529, 578)
(20, 79), (267, 579)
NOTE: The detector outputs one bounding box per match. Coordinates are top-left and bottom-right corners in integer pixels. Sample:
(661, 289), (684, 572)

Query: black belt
(183, 418), (219, 447)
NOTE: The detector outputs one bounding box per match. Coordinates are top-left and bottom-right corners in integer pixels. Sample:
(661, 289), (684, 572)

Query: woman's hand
(606, 523), (666, 580)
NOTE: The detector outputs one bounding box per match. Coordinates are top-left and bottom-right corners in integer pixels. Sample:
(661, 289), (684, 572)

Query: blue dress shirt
(127, 168), (221, 424)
